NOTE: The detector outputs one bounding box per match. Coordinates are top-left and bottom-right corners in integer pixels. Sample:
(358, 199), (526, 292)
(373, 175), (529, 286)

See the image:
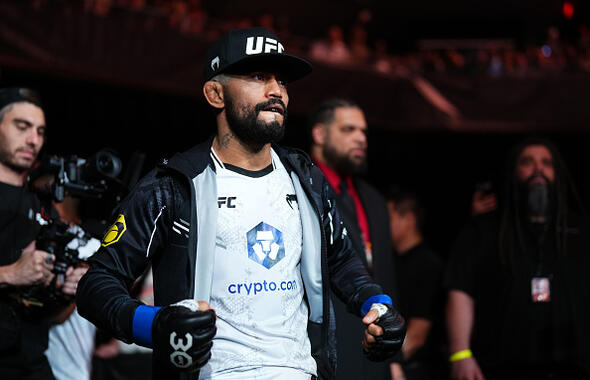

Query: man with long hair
(446, 138), (590, 380)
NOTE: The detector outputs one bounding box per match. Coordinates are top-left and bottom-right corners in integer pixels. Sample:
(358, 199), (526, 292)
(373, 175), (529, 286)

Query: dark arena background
(2, 1), (590, 379)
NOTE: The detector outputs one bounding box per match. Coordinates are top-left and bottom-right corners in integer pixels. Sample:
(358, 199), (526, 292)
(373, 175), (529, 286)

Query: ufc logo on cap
(245, 36), (285, 55)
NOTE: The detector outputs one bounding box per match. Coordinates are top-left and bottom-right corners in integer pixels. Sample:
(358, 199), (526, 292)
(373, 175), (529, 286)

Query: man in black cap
(0, 87), (86, 379)
(77, 27), (405, 380)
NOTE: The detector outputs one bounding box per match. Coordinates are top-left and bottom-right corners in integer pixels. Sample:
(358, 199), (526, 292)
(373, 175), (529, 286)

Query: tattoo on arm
(220, 133), (233, 148)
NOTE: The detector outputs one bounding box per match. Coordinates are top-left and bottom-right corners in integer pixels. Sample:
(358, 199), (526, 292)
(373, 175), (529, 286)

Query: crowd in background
(26, 0), (590, 77)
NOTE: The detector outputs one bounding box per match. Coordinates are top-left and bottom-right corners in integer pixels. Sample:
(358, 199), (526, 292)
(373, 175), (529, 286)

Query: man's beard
(225, 97), (287, 153)
(517, 173), (555, 222)
(0, 142), (31, 174)
(322, 143), (367, 177)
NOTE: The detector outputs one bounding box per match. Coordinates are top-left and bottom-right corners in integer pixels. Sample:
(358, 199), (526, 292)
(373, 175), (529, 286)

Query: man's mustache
(255, 99), (287, 118)
(16, 146), (39, 156)
(525, 173), (550, 186)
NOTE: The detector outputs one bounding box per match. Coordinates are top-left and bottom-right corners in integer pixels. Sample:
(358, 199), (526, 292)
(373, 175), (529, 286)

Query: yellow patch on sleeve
(101, 214), (127, 247)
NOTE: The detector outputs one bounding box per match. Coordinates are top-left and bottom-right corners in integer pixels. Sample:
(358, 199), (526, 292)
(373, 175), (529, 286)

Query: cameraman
(0, 87), (86, 379)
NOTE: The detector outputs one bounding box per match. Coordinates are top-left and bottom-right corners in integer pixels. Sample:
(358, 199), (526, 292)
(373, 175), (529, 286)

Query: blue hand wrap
(132, 305), (162, 348)
(361, 294), (393, 316)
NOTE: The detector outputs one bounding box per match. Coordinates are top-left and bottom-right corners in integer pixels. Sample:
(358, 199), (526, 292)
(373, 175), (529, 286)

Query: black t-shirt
(445, 212), (590, 376)
(395, 242), (444, 364)
(0, 181), (53, 377)
(0, 182), (43, 265)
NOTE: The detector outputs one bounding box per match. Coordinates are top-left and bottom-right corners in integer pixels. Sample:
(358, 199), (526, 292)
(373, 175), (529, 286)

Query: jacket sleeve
(317, 172), (386, 317)
(76, 169), (180, 343)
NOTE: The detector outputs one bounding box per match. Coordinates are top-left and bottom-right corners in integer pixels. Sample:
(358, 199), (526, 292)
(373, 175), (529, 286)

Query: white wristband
(172, 299), (200, 312)
(370, 303), (389, 318)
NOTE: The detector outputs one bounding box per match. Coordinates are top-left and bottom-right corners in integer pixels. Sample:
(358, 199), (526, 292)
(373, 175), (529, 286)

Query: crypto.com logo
(247, 222), (285, 269)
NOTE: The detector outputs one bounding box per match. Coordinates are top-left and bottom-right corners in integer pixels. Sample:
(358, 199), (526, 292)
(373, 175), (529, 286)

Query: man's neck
(0, 162), (25, 186)
(395, 232), (423, 255)
(212, 129), (272, 171)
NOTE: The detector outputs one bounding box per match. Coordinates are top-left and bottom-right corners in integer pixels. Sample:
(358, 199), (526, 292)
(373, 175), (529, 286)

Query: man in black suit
(310, 98), (397, 380)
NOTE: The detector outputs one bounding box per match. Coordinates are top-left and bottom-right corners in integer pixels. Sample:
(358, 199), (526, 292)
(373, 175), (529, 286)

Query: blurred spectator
(446, 138), (590, 380)
(350, 24), (371, 65)
(386, 190), (444, 380)
(177, 0), (207, 35)
(488, 49), (504, 77)
(309, 25), (351, 65)
(373, 39), (393, 74)
(423, 51), (446, 73)
(129, 0), (146, 12)
(309, 98), (397, 380)
(446, 49), (466, 71)
(167, 0), (187, 30)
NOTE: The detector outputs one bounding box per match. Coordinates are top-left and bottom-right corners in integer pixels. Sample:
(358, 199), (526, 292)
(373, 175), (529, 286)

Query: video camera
(14, 150), (123, 312)
(29, 149), (122, 202)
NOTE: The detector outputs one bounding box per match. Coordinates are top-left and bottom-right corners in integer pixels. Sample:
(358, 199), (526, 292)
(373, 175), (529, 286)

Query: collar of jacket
(156, 135), (314, 179)
(153, 136), (325, 315)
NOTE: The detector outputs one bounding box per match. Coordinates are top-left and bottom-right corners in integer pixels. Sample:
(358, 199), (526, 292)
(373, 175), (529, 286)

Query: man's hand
(471, 190), (497, 216)
(152, 300), (216, 372)
(362, 303), (405, 361)
(61, 266), (88, 296)
(94, 338), (120, 359)
(450, 357), (485, 380)
(5, 241), (55, 287)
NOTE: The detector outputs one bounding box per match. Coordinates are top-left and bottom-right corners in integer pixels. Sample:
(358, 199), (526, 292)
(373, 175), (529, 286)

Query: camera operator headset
(0, 87), (86, 380)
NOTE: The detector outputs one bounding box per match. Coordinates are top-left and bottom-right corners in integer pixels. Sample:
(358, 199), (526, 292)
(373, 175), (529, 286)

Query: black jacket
(330, 178), (397, 380)
(77, 139), (387, 379)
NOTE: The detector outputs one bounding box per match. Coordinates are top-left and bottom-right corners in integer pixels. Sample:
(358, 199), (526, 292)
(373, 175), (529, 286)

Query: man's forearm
(76, 266), (141, 343)
(447, 289), (475, 352)
(402, 317), (432, 360)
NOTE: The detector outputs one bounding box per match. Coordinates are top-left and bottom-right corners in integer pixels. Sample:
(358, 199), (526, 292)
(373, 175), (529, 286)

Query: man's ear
(203, 81), (225, 110)
(386, 201), (395, 216)
(311, 123), (327, 146)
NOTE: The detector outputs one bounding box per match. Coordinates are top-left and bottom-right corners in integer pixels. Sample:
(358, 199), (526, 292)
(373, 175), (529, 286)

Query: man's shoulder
(353, 178), (388, 212)
(354, 178), (383, 197)
(273, 144), (313, 169)
(274, 144), (326, 184)
(160, 138), (214, 179)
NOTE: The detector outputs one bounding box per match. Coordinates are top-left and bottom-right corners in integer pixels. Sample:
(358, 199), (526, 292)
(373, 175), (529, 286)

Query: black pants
(0, 355), (55, 380)
(486, 368), (589, 380)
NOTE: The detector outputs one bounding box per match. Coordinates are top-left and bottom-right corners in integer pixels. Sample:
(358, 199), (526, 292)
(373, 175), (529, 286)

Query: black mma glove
(363, 303), (406, 362)
(133, 300), (216, 372)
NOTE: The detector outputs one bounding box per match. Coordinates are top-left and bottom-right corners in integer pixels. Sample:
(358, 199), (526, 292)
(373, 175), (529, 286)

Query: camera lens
(92, 150), (122, 179)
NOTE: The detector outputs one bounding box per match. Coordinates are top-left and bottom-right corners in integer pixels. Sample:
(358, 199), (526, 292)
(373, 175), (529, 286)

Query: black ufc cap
(203, 27), (312, 82)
